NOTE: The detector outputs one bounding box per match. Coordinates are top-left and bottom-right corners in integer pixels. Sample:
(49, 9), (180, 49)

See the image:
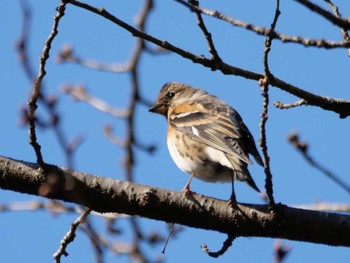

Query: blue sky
(1, 0), (350, 262)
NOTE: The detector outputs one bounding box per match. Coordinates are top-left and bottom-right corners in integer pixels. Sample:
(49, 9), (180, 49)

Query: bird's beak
(149, 103), (167, 115)
(149, 104), (160, 113)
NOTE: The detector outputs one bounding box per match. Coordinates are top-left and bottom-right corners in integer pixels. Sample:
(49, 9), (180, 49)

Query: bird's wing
(169, 103), (252, 165)
(233, 111), (264, 166)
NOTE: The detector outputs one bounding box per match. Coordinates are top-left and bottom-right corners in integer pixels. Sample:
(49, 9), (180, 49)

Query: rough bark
(1, 156), (349, 246)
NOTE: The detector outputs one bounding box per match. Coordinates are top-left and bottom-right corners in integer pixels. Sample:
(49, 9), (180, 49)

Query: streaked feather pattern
(149, 82), (263, 196)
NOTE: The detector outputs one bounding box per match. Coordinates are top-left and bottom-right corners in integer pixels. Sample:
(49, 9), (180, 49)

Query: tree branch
(324, 0), (350, 57)
(288, 131), (350, 194)
(274, 99), (307, 109)
(53, 208), (91, 262)
(175, 0), (350, 49)
(189, 0), (222, 62)
(27, 1), (67, 166)
(1, 156), (349, 247)
(295, 0), (350, 30)
(68, 0), (350, 118)
(259, 0), (281, 207)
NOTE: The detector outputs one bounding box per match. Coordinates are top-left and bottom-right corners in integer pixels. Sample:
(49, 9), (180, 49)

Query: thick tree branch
(1, 156), (350, 247)
(68, 1), (350, 118)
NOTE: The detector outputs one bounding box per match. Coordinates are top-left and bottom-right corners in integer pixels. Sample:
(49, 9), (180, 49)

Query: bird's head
(149, 82), (206, 117)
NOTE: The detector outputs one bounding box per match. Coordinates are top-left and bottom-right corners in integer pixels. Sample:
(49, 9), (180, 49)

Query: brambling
(149, 82), (263, 202)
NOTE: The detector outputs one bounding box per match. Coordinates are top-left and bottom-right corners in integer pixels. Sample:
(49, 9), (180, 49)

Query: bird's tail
(226, 154), (260, 193)
(240, 170), (260, 193)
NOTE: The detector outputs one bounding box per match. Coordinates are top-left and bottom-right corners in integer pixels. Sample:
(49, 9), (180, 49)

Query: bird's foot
(182, 184), (197, 197)
(228, 192), (238, 209)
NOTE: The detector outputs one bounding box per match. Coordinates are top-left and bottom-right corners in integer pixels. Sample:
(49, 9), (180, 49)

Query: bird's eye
(167, 92), (175, 98)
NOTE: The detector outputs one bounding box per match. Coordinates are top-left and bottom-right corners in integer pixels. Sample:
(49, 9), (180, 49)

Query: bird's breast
(167, 130), (197, 174)
(167, 129), (233, 182)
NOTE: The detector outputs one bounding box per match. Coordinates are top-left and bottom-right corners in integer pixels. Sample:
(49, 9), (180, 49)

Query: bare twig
(189, 0), (222, 62)
(103, 124), (126, 148)
(17, 2), (81, 169)
(66, 134), (85, 157)
(324, 0), (350, 56)
(68, 0), (350, 118)
(27, 1), (67, 166)
(0, 200), (75, 214)
(161, 223), (174, 254)
(201, 234), (235, 258)
(288, 132), (350, 194)
(274, 99), (307, 109)
(295, 0), (350, 30)
(81, 220), (104, 263)
(259, 78), (275, 207)
(57, 44), (132, 72)
(53, 208), (91, 262)
(175, 0), (350, 49)
(104, 124), (156, 155)
(16, 0), (35, 80)
(61, 85), (130, 118)
(134, 139), (157, 154)
(259, 0), (280, 207)
(122, 0), (154, 182)
(0, 200), (129, 220)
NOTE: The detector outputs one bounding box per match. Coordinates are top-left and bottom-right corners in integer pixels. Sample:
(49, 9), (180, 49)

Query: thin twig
(0, 200), (128, 219)
(259, 79), (275, 207)
(161, 223), (174, 254)
(175, 0), (350, 49)
(68, 0), (350, 118)
(105, 1), (156, 262)
(274, 99), (307, 109)
(61, 85), (130, 118)
(295, 0), (350, 30)
(324, 0), (350, 57)
(53, 208), (91, 262)
(201, 234), (235, 258)
(133, 139), (157, 154)
(123, 0), (154, 181)
(259, 0), (280, 207)
(57, 44), (132, 72)
(288, 132), (350, 194)
(17, 1), (81, 169)
(27, 1), (67, 166)
(189, 0), (222, 62)
(81, 220), (104, 263)
(16, 0), (35, 80)
(103, 124), (126, 148)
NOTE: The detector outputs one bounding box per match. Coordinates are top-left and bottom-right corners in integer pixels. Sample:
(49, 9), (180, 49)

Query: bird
(149, 82), (263, 202)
